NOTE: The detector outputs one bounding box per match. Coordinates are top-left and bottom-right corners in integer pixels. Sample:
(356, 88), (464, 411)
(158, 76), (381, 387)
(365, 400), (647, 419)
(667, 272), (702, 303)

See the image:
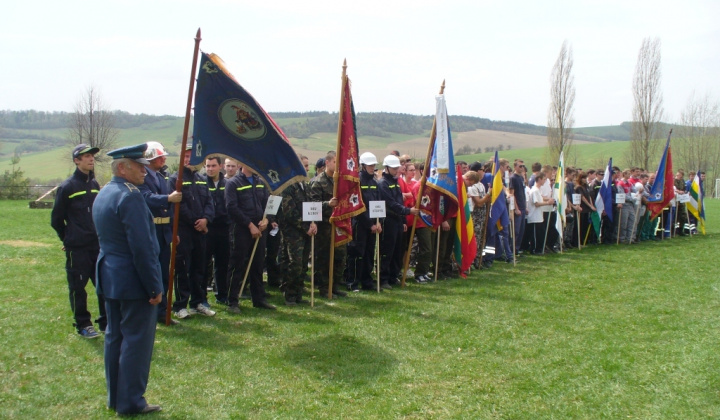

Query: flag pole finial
(440, 79), (445, 94)
(195, 28), (202, 41)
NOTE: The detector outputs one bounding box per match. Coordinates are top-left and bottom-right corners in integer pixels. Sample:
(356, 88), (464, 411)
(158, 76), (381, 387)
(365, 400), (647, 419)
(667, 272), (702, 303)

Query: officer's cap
(107, 144), (150, 165)
(315, 158), (325, 168)
(72, 144), (100, 160)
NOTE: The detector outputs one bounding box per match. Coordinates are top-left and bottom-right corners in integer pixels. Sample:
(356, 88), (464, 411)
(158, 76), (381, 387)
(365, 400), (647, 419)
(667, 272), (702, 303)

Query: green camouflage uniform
(278, 182), (311, 301)
(308, 172), (347, 294)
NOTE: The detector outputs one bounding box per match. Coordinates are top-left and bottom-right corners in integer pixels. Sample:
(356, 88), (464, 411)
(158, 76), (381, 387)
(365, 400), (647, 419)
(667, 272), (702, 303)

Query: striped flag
(591, 158), (613, 237)
(454, 164), (476, 277)
(687, 170), (705, 234)
(647, 132), (675, 219)
(489, 151), (508, 230)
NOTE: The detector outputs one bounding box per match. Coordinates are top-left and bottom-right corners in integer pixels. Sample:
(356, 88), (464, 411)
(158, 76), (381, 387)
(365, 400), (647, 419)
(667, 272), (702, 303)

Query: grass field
(1, 199), (719, 418)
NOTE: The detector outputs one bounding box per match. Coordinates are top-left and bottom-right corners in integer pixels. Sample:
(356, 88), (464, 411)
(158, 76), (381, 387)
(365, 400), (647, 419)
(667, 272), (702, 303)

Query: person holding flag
(687, 170), (706, 234)
(455, 169), (478, 276)
(485, 153), (512, 266)
(309, 151), (349, 298)
(345, 152), (383, 291)
(378, 155), (420, 289)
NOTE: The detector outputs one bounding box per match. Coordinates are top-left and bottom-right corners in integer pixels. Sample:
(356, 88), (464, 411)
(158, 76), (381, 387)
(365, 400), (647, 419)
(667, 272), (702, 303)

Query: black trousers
(346, 222), (375, 289)
(65, 248), (106, 331)
(380, 217), (404, 285)
(227, 225), (267, 306)
(205, 224), (230, 301)
(172, 225), (206, 311)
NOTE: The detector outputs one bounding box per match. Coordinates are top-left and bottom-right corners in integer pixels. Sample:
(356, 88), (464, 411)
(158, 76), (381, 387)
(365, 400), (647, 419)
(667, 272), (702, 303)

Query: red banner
(329, 76), (365, 246)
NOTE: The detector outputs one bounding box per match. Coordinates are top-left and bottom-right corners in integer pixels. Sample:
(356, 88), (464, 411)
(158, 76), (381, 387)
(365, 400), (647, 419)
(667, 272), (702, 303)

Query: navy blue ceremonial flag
(190, 53), (307, 194)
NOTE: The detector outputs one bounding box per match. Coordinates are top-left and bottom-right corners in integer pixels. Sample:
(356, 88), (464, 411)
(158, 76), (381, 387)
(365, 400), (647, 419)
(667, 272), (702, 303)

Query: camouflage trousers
(279, 228), (310, 299)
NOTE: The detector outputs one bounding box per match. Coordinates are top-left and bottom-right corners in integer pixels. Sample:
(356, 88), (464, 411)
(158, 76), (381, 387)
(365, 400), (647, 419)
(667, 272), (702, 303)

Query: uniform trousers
(172, 225), (206, 311)
(65, 248), (106, 331)
(380, 217), (404, 284)
(346, 221), (375, 290)
(279, 228), (308, 300)
(104, 298), (156, 415)
(156, 241), (170, 321)
(205, 225), (229, 302)
(227, 225), (267, 306)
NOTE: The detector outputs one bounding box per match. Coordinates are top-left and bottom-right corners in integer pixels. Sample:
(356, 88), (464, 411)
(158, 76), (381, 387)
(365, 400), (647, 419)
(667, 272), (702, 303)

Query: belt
(153, 217), (170, 225)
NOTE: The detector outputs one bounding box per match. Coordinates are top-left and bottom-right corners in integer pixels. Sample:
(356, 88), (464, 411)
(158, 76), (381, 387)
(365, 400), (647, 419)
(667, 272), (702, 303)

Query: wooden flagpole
(311, 235), (315, 307)
(576, 210), (581, 250)
(328, 59), (348, 299)
(166, 28), (201, 325)
(376, 218), (381, 292)
(401, 80), (445, 287)
(616, 207), (622, 245)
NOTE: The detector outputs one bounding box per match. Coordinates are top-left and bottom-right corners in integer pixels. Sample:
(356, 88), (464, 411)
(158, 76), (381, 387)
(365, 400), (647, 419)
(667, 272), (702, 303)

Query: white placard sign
(368, 201), (386, 218)
(616, 193), (626, 204)
(508, 196), (515, 211)
(303, 202), (323, 222)
(264, 195), (282, 216)
(677, 193), (691, 203)
(572, 194), (581, 205)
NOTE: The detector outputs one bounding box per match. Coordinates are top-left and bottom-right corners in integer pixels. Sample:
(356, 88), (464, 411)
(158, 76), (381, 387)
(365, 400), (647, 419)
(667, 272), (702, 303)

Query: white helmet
(382, 154), (401, 168)
(144, 141), (168, 160)
(359, 152), (378, 166)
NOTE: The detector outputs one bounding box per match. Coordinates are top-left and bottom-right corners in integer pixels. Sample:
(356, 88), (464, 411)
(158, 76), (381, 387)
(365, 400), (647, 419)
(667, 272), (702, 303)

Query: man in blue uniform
(138, 141), (182, 324)
(345, 152), (383, 291)
(93, 143), (163, 415)
(202, 155), (230, 305)
(225, 165), (276, 312)
(51, 144), (106, 338)
(169, 146), (216, 319)
(376, 155), (420, 289)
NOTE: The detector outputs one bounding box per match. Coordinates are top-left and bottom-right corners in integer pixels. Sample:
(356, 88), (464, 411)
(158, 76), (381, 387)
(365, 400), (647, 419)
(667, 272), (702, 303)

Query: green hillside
(1, 109), (669, 182)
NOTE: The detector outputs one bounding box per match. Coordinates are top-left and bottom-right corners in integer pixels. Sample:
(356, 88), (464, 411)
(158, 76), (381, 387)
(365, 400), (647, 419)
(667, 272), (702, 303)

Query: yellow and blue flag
(489, 151), (508, 230)
(687, 170), (705, 234)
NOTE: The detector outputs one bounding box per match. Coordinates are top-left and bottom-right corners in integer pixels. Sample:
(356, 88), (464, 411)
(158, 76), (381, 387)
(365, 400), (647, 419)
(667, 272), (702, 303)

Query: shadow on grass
(281, 333), (397, 385)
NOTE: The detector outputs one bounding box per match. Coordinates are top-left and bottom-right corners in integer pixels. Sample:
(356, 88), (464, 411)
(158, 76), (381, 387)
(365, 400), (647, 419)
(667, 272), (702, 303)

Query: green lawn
(1, 199), (719, 418)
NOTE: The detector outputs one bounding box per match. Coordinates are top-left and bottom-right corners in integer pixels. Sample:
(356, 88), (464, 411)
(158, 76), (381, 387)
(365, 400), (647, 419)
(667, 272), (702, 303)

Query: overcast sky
(2, 0), (718, 127)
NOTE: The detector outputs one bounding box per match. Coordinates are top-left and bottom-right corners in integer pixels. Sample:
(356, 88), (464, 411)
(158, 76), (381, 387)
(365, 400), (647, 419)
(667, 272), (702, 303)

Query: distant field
(2, 121), (643, 182)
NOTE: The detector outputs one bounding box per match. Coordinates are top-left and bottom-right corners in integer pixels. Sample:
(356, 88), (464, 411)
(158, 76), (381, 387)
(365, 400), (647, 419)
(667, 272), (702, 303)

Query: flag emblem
(218, 100), (267, 140)
(346, 157), (356, 172)
(268, 169), (280, 184)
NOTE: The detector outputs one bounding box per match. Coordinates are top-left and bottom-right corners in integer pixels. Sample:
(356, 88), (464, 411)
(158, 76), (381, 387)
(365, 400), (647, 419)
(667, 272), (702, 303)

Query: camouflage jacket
(308, 171), (334, 224)
(280, 181), (311, 233)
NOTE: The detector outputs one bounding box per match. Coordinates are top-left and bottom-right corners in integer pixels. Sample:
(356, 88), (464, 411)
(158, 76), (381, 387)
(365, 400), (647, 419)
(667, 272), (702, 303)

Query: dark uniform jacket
(225, 172), (269, 227)
(51, 168), (100, 250)
(377, 172), (410, 223)
(205, 172), (229, 228)
(357, 169), (380, 230)
(168, 167), (215, 228)
(138, 167), (173, 247)
(92, 177), (163, 300)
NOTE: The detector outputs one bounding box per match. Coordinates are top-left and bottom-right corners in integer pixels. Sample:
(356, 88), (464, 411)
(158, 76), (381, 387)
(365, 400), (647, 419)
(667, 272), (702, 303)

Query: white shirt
(467, 183), (485, 212)
(527, 186), (545, 223)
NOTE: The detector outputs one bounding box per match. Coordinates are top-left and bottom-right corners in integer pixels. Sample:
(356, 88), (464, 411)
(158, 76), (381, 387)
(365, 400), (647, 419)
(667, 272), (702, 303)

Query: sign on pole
(368, 201), (386, 219)
(264, 195), (282, 216)
(303, 202), (323, 222)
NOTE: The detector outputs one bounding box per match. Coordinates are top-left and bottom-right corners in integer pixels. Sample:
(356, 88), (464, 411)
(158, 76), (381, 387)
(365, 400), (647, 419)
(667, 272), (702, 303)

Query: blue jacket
(93, 177), (163, 300)
(138, 167), (173, 247)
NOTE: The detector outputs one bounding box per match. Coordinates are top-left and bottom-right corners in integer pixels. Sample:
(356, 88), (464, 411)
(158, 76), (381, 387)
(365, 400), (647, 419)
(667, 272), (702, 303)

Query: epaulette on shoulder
(124, 182), (140, 193)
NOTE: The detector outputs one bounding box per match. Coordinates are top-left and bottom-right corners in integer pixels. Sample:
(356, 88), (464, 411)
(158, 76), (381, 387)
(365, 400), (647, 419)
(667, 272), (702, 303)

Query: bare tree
(675, 91), (720, 193)
(547, 40), (576, 164)
(68, 85), (119, 164)
(630, 37), (664, 170)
